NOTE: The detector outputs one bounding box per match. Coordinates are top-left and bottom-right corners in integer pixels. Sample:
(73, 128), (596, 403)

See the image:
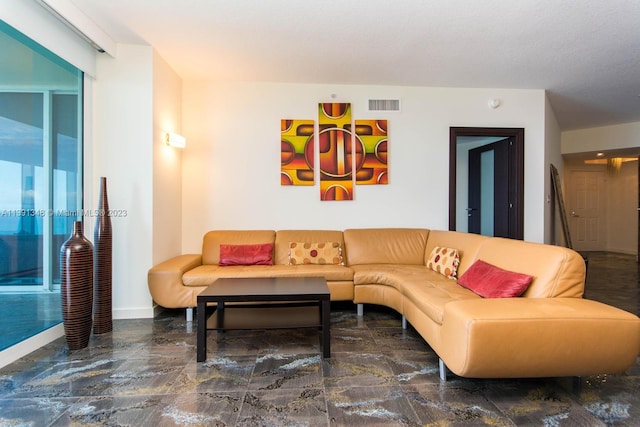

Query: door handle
(571, 211), (580, 217)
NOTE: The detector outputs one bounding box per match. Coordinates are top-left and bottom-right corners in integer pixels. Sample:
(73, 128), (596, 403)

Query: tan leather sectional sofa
(147, 228), (640, 380)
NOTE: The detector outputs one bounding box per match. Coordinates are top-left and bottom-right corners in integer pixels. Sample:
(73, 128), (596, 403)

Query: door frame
(449, 127), (525, 239)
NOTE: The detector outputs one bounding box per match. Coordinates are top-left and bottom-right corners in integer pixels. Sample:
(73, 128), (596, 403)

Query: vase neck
(73, 221), (84, 237)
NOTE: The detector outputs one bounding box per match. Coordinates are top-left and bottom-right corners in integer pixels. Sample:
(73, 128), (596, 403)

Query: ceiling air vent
(368, 99), (401, 112)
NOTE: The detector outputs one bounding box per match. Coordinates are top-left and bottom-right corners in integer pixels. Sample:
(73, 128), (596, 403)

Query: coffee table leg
(197, 300), (206, 362)
(321, 299), (330, 358)
(216, 301), (224, 329)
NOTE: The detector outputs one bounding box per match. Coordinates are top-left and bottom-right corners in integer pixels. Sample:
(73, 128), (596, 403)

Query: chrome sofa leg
(186, 307), (194, 322)
(439, 358), (447, 382)
(402, 315), (407, 330)
(357, 303), (364, 317)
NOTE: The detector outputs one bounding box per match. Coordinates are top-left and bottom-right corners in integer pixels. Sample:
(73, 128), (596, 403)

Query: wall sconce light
(165, 132), (186, 148)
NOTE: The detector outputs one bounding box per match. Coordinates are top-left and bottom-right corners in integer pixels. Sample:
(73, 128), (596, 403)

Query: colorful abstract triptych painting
(318, 103), (354, 201)
(354, 119), (388, 185)
(281, 119), (315, 186)
(281, 103), (389, 200)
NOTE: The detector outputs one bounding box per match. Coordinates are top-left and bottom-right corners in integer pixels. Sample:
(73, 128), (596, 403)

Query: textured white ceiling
(70, 0), (640, 131)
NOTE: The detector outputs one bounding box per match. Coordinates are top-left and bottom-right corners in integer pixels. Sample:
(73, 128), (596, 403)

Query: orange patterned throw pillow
(289, 242), (344, 265)
(426, 246), (460, 279)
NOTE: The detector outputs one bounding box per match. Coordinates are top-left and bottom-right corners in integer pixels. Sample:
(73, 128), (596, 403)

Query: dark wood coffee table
(196, 276), (330, 362)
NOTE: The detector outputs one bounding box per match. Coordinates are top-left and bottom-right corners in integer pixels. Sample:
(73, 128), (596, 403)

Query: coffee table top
(197, 277), (329, 301)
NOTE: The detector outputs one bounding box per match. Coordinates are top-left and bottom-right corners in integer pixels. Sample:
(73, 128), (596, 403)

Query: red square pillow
(219, 243), (273, 266)
(457, 260), (533, 298)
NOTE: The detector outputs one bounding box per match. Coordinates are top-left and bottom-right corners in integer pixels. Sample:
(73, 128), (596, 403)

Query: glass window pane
(0, 92), (44, 285)
(53, 93), (80, 284)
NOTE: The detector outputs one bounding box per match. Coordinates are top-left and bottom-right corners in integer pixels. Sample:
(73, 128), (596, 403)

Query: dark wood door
(468, 138), (510, 236)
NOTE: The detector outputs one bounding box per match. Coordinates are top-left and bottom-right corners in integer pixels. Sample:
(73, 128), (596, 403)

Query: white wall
(607, 161), (638, 254)
(182, 82), (548, 253)
(562, 121), (640, 154)
(93, 44), (155, 319)
(544, 94), (563, 245)
(152, 51), (183, 265)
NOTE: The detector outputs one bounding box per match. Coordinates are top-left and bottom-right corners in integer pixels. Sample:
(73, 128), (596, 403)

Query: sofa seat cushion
(403, 279), (480, 325)
(351, 264), (433, 292)
(352, 264), (480, 325)
(182, 264), (354, 287)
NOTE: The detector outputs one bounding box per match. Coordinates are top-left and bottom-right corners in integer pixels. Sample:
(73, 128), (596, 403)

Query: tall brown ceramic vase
(93, 177), (113, 334)
(60, 221), (93, 350)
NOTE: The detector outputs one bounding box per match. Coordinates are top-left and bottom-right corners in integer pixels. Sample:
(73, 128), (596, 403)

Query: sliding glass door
(0, 21), (83, 349)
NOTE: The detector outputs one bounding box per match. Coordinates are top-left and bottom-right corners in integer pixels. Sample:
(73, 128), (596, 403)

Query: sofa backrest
(474, 237), (586, 298)
(343, 228), (430, 265)
(274, 230), (345, 265)
(424, 230), (489, 275)
(201, 230), (276, 265)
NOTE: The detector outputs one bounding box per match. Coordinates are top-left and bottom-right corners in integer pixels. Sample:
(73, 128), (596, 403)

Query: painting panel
(281, 119), (315, 186)
(318, 103), (354, 201)
(353, 119), (388, 185)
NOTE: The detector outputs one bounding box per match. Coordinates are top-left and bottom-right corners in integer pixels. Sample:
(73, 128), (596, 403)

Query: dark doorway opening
(449, 127), (524, 240)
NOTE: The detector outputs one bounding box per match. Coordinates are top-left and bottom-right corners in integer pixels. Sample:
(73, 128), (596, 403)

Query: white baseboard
(0, 324), (64, 369)
(112, 307), (155, 319)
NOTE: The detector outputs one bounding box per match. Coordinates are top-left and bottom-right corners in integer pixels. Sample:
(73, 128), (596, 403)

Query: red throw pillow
(457, 260), (533, 298)
(219, 243), (274, 266)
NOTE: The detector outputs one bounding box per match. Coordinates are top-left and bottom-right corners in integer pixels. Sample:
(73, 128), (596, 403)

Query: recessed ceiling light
(596, 152), (604, 157)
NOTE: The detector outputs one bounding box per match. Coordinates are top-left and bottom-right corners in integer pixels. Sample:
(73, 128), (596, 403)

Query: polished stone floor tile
(149, 392), (245, 426)
(0, 397), (74, 425)
(249, 353), (323, 391)
(403, 382), (515, 426)
(481, 379), (606, 426)
(370, 326), (431, 353)
(323, 353), (397, 388)
(574, 374), (640, 426)
(386, 350), (441, 385)
(49, 395), (161, 426)
(10, 358), (127, 398)
(169, 355), (255, 393)
(329, 327), (377, 353)
(255, 329), (322, 355)
(325, 385), (421, 426)
(204, 329), (265, 357)
(237, 388), (327, 426)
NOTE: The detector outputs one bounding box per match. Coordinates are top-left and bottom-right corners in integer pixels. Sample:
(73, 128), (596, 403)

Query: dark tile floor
(0, 251), (638, 426)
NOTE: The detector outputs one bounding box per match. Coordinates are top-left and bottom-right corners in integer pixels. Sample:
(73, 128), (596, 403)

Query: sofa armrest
(439, 298), (640, 378)
(147, 254), (203, 309)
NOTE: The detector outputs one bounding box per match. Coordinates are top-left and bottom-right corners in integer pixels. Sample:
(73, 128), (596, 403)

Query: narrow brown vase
(60, 221), (93, 350)
(93, 176), (113, 334)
